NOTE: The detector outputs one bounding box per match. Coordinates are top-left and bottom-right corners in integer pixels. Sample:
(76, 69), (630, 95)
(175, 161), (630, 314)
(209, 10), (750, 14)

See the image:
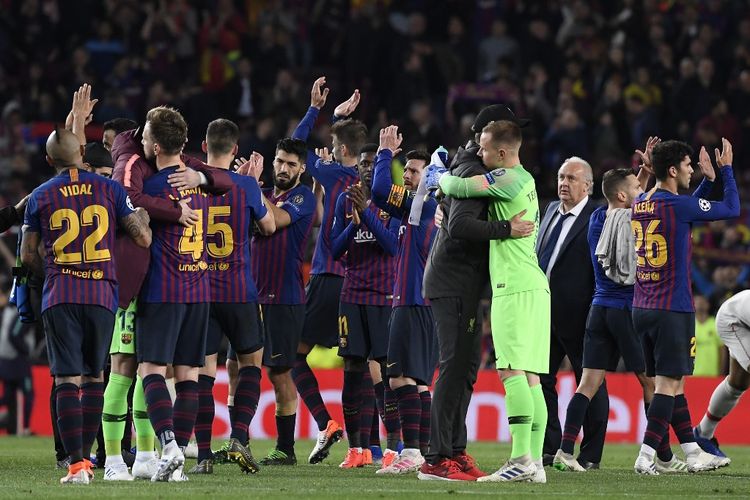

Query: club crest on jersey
(698, 198), (711, 212)
(121, 333), (132, 345)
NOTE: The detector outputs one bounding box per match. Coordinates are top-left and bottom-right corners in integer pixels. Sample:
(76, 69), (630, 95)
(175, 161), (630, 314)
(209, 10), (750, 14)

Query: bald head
(46, 128), (82, 169)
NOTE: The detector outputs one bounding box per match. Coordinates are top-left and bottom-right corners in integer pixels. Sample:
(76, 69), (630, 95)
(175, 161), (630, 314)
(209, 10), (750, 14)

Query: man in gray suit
(536, 156), (608, 469)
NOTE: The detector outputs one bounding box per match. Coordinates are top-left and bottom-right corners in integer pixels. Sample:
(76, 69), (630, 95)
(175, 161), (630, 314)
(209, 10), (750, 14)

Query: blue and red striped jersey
(309, 160), (359, 276)
(292, 106), (359, 276)
(291, 106), (359, 276)
(331, 192), (399, 306)
(139, 166), (211, 303)
(207, 172), (268, 303)
(632, 167), (739, 312)
(371, 150), (437, 306)
(251, 184), (316, 304)
(23, 168), (135, 312)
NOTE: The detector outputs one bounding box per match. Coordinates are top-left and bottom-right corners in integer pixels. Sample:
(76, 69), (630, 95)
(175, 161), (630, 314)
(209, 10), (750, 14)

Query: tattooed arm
(20, 228), (44, 276)
(119, 207), (152, 248)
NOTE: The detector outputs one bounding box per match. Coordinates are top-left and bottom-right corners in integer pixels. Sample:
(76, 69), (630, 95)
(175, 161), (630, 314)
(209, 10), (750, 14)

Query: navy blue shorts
(386, 306), (437, 385)
(338, 302), (391, 361)
(632, 307), (695, 377)
(301, 274), (343, 348)
(583, 305), (645, 373)
(261, 304), (305, 368)
(136, 302), (209, 367)
(206, 302), (264, 356)
(42, 304), (114, 377)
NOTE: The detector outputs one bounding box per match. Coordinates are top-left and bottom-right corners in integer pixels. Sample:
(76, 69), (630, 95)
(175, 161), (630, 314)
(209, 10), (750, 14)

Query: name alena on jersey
(634, 200), (655, 214)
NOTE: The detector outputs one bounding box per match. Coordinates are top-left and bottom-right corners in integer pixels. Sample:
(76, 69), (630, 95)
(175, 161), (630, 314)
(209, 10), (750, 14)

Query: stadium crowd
(0, 0), (748, 484)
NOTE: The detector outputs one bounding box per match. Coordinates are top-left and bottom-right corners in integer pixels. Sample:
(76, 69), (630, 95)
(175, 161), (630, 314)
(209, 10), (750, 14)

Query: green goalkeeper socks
(102, 373), (133, 457)
(529, 382), (547, 461)
(133, 375), (156, 452)
(503, 374), (533, 461)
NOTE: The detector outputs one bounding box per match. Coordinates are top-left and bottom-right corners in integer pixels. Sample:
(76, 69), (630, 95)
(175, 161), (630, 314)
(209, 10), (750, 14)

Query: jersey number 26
(632, 219), (668, 268)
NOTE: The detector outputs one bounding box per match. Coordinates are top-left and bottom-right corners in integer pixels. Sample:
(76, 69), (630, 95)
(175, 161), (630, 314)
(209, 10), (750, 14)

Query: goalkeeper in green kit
(439, 119), (550, 483)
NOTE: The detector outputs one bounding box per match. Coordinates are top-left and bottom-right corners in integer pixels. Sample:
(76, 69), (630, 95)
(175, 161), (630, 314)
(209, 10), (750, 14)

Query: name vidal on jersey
(59, 184), (93, 197)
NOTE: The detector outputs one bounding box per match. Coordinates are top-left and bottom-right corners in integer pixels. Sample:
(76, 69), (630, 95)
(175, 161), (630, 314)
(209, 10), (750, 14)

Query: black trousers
(425, 294), (482, 462)
(541, 325), (609, 464)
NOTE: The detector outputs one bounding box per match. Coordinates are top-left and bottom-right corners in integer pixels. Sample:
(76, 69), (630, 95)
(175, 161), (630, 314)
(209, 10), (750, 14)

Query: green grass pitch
(2, 437), (750, 498)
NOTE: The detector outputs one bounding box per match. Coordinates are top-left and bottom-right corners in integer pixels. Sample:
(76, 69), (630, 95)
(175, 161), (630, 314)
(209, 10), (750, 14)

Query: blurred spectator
(477, 20), (520, 82)
(221, 57), (258, 124)
(400, 100), (442, 153)
(693, 295), (726, 377)
(543, 108), (588, 169)
(85, 21), (125, 77)
(0, 296), (35, 435)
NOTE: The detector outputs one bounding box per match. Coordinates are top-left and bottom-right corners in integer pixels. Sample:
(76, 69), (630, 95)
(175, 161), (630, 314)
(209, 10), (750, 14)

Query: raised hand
(379, 125), (403, 156)
(315, 147), (333, 162)
(697, 146), (716, 181)
(235, 152), (264, 180)
(509, 209), (534, 238)
(635, 136), (660, 173)
(715, 137), (733, 168)
(247, 151), (264, 179)
(310, 76), (329, 109)
(334, 89), (361, 117)
(72, 83), (98, 119)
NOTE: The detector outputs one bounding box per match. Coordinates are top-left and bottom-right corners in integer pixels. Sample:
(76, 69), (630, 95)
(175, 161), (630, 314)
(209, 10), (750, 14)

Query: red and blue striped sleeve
(361, 206), (399, 256)
(23, 191), (41, 232)
(331, 192), (357, 260)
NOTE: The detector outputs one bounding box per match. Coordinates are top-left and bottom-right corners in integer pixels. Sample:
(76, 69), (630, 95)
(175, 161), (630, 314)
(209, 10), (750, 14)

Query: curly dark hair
(276, 137), (308, 164)
(652, 140), (693, 181)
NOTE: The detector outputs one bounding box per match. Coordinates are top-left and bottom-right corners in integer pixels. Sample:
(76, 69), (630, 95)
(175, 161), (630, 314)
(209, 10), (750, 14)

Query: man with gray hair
(536, 156), (608, 470)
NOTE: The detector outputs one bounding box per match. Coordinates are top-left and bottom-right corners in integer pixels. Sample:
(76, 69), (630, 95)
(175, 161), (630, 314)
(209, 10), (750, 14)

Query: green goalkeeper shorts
(491, 289), (550, 374)
(109, 299), (137, 355)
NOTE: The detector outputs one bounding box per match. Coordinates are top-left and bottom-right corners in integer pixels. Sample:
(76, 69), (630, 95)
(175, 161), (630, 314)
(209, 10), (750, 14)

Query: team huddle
(16, 78), (750, 486)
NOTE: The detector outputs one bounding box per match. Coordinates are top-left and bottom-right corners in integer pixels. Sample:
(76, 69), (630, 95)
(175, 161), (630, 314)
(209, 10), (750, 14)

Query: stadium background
(1, 0), (750, 442)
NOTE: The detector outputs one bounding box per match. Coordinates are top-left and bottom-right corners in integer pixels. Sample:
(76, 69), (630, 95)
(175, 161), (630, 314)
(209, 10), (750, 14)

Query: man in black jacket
(418, 105), (534, 481)
(535, 156), (606, 469)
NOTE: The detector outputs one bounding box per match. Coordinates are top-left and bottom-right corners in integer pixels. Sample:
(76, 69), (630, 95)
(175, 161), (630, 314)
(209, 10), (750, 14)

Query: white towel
(595, 208), (636, 285)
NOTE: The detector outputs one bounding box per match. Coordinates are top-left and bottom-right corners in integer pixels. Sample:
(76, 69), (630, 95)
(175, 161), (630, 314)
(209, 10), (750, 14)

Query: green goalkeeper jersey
(439, 165), (549, 296)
